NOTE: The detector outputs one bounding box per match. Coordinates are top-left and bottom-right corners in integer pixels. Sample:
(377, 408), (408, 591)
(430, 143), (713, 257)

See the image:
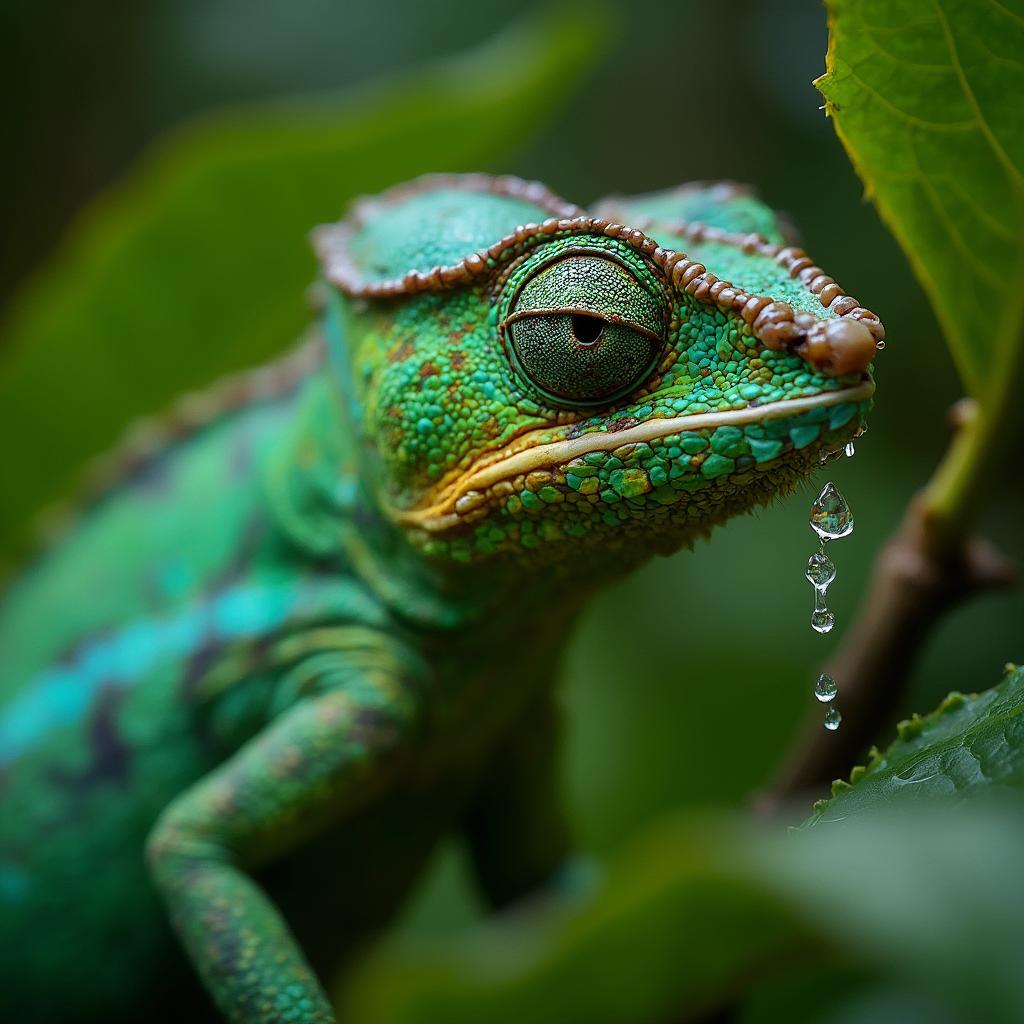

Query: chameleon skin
(0, 176), (880, 1022)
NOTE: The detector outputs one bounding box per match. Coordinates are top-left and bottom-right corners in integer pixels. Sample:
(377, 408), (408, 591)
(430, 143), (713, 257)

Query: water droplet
(811, 609), (835, 634)
(844, 440), (855, 458)
(805, 551), (836, 588)
(814, 673), (838, 702)
(824, 706), (843, 731)
(809, 481), (854, 541)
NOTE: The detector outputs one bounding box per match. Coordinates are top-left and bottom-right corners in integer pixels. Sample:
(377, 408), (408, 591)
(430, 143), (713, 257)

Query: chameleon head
(314, 175), (881, 569)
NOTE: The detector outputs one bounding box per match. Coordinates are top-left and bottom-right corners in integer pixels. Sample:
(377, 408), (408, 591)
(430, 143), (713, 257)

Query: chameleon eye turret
(499, 251), (667, 407)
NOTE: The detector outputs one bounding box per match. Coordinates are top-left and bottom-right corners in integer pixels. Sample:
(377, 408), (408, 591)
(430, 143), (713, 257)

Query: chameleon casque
(0, 174), (882, 1022)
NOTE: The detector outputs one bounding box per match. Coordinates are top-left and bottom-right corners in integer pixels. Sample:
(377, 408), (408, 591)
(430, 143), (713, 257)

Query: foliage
(807, 664), (1024, 825)
(816, 0), (1024, 544)
(343, 3), (1024, 1019)
(0, 5), (608, 570)
(3, 1), (1021, 1021)
(341, 670), (1024, 1024)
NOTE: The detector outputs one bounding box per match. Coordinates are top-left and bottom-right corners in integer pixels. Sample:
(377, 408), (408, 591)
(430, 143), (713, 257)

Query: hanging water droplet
(844, 440), (855, 458)
(809, 481), (854, 541)
(823, 706), (843, 731)
(805, 550), (836, 588)
(811, 608), (835, 634)
(811, 585), (835, 633)
(814, 673), (838, 702)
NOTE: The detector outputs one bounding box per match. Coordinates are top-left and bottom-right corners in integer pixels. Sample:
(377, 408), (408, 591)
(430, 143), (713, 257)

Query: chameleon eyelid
(500, 307), (664, 344)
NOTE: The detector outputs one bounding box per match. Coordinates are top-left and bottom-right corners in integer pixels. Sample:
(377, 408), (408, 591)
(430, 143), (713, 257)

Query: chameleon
(0, 173), (882, 1023)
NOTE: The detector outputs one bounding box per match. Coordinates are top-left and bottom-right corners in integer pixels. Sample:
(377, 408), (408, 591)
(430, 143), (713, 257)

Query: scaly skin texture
(0, 175), (880, 1022)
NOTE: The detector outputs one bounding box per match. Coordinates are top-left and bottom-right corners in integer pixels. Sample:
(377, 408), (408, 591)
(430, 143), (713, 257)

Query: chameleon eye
(502, 253), (666, 408)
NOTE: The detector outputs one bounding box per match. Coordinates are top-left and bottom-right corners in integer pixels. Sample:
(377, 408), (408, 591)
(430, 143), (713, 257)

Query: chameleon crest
(315, 174), (880, 566)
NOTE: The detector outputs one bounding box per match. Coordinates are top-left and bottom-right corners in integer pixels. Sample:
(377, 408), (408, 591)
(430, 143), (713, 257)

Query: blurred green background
(3, 0), (1022, 1014)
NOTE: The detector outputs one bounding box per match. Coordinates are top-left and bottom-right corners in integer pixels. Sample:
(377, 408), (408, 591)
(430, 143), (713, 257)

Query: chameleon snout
(795, 318), (879, 377)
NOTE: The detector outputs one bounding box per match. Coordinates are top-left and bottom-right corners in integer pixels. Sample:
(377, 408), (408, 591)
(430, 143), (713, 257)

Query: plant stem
(921, 325), (1024, 557)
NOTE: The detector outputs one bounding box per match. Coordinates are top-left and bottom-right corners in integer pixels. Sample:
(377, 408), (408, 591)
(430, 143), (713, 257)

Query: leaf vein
(838, 61), (977, 132)
(943, 175), (1020, 242)
(987, 0), (1024, 29)
(933, 0), (1024, 191)
(915, 165), (1007, 287)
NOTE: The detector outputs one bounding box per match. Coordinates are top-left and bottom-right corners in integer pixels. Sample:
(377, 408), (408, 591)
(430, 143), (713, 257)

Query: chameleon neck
(261, 371), (608, 634)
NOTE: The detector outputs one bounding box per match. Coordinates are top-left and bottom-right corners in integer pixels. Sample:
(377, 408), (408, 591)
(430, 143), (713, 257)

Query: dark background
(3, 0), (1021, 994)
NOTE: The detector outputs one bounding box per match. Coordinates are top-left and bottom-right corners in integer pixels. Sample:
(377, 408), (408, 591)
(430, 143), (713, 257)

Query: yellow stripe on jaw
(391, 379), (875, 533)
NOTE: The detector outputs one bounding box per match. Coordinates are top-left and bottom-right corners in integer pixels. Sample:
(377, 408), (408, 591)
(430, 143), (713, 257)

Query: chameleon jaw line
(393, 379), (875, 532)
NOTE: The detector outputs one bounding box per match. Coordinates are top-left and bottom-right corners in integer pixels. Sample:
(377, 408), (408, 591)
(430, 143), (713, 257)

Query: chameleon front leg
(462, 694), (574, 909)
(146, 656), (423, 1024)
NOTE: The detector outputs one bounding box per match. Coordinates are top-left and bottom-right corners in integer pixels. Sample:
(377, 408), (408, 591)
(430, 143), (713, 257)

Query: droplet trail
(814, 673), (838, 702)
(805, 551), (836, 588)
(811, 609), (835, 634)
(811, 589), (835, 633)
(810, 481), (854, 541)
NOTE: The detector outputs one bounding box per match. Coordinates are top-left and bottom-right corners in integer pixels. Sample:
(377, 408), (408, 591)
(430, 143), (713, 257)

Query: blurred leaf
(340, 821), (818, 1024)
(343, 671), (1024, 1024)
(0, 4), (609, 569)
(343, 804), (1024, 1024)
(815, 0), (1024, 400)
(753, 802), (1024, 1024)
(806, 664), (1024, 826)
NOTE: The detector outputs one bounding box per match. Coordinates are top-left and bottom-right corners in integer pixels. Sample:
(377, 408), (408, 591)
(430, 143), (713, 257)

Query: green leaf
(753, 802), (1024, 1024)
(805, 664), (1024, 825)
(341, 670), (1024, 1024)
(340, 822), (818, 1024)
(341, 805), (1024, 1024)
(0, 5), (609, 571)
(815, 0), (1024, 400)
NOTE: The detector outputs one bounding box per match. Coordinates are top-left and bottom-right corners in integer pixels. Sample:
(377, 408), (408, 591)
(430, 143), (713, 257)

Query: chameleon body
(0, 175), (881, 1022)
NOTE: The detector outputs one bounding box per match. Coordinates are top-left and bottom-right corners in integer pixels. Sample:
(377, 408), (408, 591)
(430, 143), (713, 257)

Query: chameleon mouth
(393, 378), (875, 533)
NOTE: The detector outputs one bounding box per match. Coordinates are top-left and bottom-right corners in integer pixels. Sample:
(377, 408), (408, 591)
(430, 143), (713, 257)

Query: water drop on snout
(810, 481), (854, 541)
(823, 706), (843, 731)
(844, 441), (855, 458)
(814, 673), (838, 702)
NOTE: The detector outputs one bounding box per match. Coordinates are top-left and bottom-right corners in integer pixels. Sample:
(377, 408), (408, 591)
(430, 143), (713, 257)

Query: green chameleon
(0, 174), (881, 1023)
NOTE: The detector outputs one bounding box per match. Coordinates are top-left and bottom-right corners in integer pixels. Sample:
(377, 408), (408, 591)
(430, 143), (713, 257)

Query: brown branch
(755, 489), (1015, 818)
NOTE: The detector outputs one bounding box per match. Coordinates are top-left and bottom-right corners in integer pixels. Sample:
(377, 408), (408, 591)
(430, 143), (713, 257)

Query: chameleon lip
(393, 378), (875, 532)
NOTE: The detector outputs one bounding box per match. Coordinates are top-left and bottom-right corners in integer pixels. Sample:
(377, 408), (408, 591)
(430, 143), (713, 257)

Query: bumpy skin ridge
(0, 175), (880, 1023)
(315, 173), (884, 361)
